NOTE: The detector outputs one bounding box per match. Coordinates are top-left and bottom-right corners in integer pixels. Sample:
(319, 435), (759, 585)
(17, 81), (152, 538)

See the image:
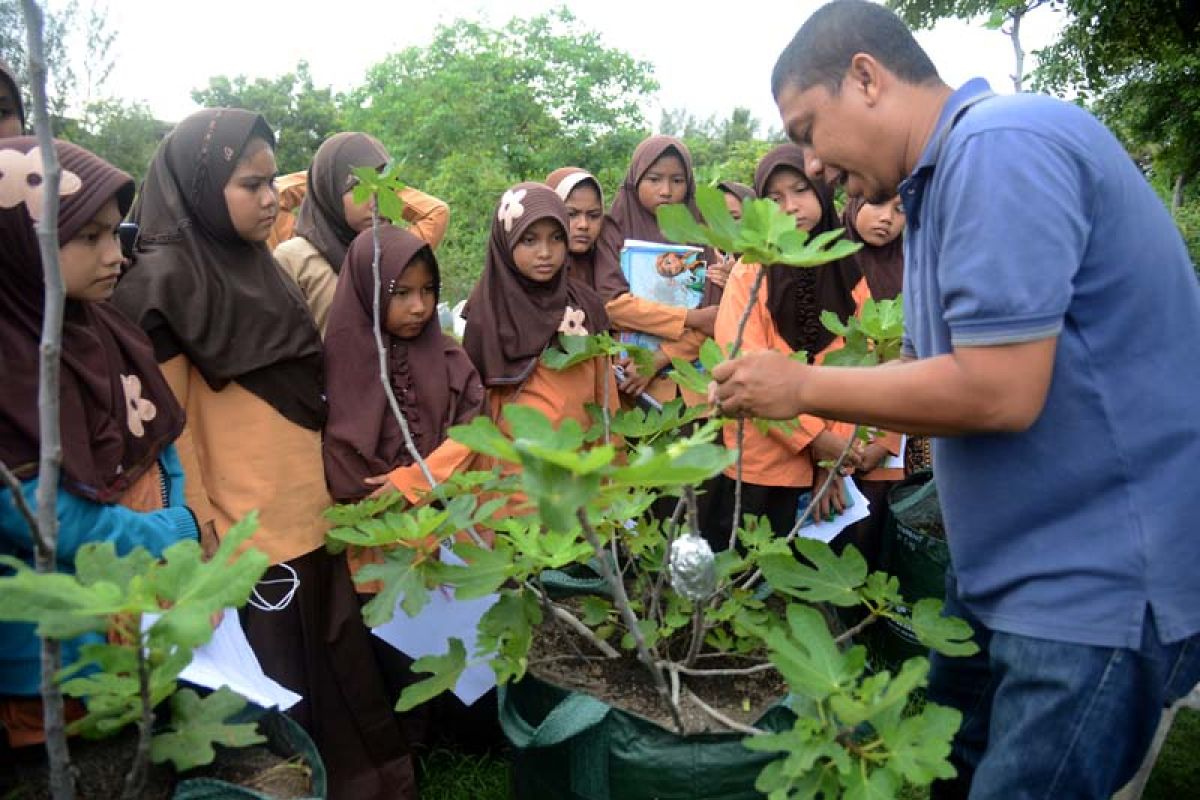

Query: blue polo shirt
(900, 79), (1200, 649)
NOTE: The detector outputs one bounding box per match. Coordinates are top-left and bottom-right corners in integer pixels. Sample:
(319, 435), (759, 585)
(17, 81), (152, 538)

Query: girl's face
(385, 257), (437, 339)
(635, 153), (688, 214)
(60, 196), (124, 302)
(854, 196), (906, 247)
(762, 166), (823, 233)
(223, 138), (279, 243)
(342, 188), (375, 234)
(722, 190), (744, 221)
(0, 81), (21, 138)
(565, 182), (603, 254)
(511, 218), (567, 283)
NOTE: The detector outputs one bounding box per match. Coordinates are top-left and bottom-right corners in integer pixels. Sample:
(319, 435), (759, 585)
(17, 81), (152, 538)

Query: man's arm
(710, 336), (1057, 436)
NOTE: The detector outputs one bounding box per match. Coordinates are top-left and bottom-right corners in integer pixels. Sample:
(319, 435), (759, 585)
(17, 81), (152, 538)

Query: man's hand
(708, 350), (808, 419)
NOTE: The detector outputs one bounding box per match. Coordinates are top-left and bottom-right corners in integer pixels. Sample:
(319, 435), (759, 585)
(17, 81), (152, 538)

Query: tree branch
(833, 612), (879, 646)
(726, 267), (765, 551)
(683, 686), (763, 736)
(658, 660), (776, 678)
(577, 508), (684, 732)
(23, 1), (74, 795)
(0, 459), (45, 552)
(119, 642), (154, 800)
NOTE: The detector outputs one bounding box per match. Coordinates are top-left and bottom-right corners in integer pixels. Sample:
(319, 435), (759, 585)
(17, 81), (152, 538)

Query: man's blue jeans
(927, 572), (1200, 800)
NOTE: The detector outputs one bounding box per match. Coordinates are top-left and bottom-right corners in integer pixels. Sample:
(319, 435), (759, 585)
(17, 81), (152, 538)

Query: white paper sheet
(884, 435), (907, 470)
(797, 477), (872, 544)
(370, 547), (499, 706)
(143, 610), (302, 710)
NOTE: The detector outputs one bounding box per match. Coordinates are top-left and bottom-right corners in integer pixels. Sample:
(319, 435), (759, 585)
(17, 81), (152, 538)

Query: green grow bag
(173, 707), (327, 800)
(500, 673), (795, 800)
(870, 470), (950, 669)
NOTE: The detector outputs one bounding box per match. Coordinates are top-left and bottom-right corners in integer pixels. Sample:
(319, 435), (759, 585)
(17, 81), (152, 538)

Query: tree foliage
(191, 60), (345, 175)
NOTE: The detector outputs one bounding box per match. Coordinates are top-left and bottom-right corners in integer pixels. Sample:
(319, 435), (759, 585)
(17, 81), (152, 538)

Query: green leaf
(876, 702), (961, 785)
(820, 310), (849, 337)
(476, 590), (542, 684)
(698, 337), (725, 373)
(541, 333), (606, 371)
(656, 202), (710, 248)
(578, 596), (613, 626)
(357, 547), (431, 625)
(842, 767), (899, 800)
(396, 638), (468, 712)
(758, 540), (867, 607)
(150, 687), (265, 771)
(449, 415), (519, 462)
(762, 605), (866, 702)
(668, 356), (711, 396)
(442, 542), (516, 600)
(693, 184), (741, 251)
(908, 598), (979, 657)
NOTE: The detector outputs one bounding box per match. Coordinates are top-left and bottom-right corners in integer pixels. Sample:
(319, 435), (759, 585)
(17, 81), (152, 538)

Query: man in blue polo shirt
(709, 1), (1200, 798)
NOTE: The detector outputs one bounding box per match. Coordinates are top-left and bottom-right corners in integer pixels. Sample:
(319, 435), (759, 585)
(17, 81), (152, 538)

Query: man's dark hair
(772, 0), (940, 98)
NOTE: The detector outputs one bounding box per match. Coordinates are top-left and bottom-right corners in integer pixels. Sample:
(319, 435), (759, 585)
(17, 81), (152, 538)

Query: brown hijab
(294, 132), (389, 272)
(322, 225), (483, 502)
(0, 59), (24, 131)
(0, 138), (184, 501)
(753, 144), (861, 360)
(842, 196), (904, 301)
(593, 136), (719, 304)
(113, 108), (326, 431)
(717, 180), (755, 204)
(546, 166), (604, 290)
(463, 182), (609, 387)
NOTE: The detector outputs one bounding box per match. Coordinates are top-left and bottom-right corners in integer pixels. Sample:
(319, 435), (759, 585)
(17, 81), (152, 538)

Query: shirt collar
(899, 78), (993, 230)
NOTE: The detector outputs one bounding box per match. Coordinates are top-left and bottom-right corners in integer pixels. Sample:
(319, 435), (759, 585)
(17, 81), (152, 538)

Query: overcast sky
(94, 0), (1064, 134)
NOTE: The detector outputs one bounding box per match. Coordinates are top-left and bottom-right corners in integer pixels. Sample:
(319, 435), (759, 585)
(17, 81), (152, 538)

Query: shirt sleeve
(399, 186), (450, 249)
(935, 129), (1092, 347)
(1, 474), (197, 571)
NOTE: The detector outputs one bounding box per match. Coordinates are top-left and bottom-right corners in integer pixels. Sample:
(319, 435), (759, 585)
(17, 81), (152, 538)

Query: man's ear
(847, 53), (884, 107)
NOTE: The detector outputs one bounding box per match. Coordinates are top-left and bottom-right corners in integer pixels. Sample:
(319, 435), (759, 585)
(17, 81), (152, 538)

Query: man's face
(776, 75), (900, 204)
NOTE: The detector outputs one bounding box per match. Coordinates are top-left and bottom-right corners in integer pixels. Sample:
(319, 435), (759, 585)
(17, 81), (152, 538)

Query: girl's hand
(617, 352), (666, 397)
(684, 305), (718, 336)
(707, 252), (735, 289)
(812, 467), (847, 521)
(811, 431), (863, 472)
(858, 442), (891, 473)
(365, 473), (397, 498)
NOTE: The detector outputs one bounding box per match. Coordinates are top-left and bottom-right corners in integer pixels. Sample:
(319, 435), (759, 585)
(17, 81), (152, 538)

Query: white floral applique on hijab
(497, 188), (528, 233)
(120, 374), (158, 438)
(557, 306), (588, 336)
(0, 147), (82, 221)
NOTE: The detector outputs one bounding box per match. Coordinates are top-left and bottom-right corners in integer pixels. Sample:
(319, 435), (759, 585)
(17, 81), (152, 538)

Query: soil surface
(2, 726), (312, 800)
(528, 599), (788, 734)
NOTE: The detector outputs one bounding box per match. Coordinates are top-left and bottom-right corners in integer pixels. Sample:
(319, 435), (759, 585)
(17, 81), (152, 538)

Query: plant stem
(833, 613), (880, 645)
(738, 431), (858, 592)
(367, 209), (486, 549)
(648, 496), (686, 627)
(725, 267), (765, 551)
(523, 581), (620, 658)
(658, 660), (776, 678)
(23, 1), (74, 795)
(679, 486), (708, 667)
(0, 460), (43, 551)
(576, 509), (684, 733)
(119, 642), (154, 800)
(683, 686), (763, 736)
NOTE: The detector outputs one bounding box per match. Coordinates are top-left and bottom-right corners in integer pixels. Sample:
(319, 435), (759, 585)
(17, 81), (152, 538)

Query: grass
(418, 709), (1199, 799)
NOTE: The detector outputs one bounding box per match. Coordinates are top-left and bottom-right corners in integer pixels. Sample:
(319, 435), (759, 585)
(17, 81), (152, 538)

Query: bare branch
(23, 1), (75, 795)
(0, 460), (44, 552)
(119, 643), (154, 800)
(833, 613), (880, 646)
(726, 267), (765, 551)
(577, 508), (684, 732)
(658, 660), (776, 678)
(683, 686), (763, 737)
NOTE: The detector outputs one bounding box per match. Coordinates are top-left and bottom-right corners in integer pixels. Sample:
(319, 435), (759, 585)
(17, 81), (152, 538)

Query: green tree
(67, 99), (169, 181)
(660, 106), (779, 188)
(1, 0), (117, 123)
(889, 0), (1061, 91)
(344, 7), (658, 301)
(191, 60), (344, 174)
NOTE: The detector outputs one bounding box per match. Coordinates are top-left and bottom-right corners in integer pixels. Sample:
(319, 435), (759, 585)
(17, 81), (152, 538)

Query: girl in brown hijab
(323, 225), (484, 504)
(592, 136), (722, 402)
(546, 166), (606, 290)
(838, 194), (908, 567)
(0, 139), (195, 748)
(704, 143), (864, 547)
(463, 181), (616, 436)
(273, 132), (450, 334)
(0, 59), (24, 137)
(112, 109), (416, 800)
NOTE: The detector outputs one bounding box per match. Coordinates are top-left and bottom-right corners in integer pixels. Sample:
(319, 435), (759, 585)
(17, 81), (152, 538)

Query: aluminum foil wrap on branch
(668, 533), (716, 602)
